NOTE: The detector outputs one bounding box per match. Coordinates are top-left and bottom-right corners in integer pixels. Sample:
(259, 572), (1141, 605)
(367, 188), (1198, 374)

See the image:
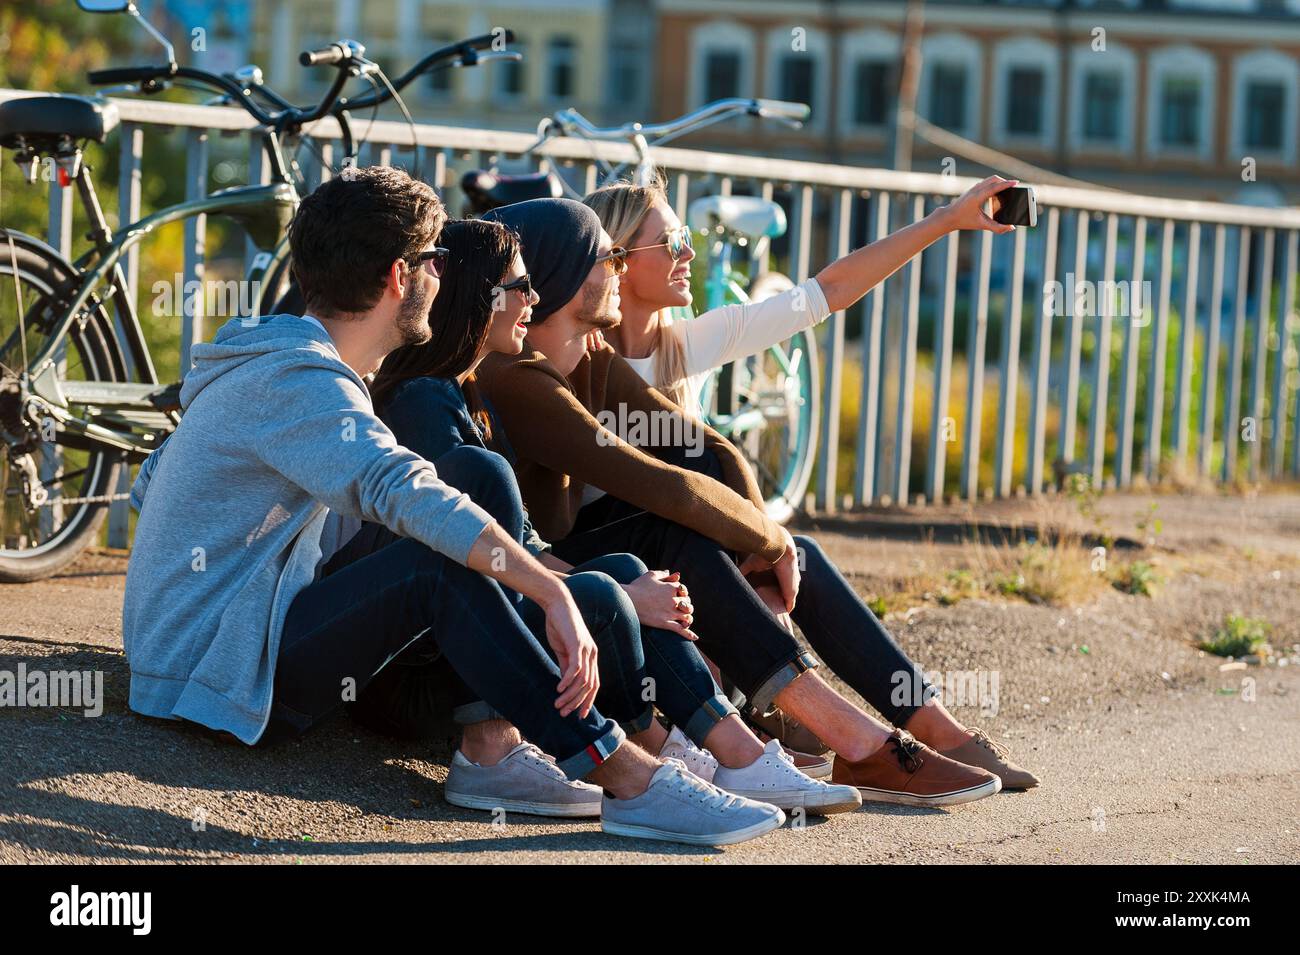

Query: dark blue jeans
(555, 448), (933, 728)
(266, 446), (624, 779)
(271, 446), (734, 770)
(403, 447), (736, 746)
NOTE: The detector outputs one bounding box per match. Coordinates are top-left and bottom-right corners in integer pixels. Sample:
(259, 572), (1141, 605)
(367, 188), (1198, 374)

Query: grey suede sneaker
(443, 742), (602, 817)
(600, 758), (786, 846)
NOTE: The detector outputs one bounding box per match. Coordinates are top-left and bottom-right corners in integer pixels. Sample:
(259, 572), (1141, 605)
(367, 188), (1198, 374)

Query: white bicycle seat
(687, 195), (787, 240)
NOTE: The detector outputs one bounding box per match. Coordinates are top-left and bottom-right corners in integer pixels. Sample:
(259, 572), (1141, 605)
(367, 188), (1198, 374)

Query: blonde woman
(583, 173), (1018, 416)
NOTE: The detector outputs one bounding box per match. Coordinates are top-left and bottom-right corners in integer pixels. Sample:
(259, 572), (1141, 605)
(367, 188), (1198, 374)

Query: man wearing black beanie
(478, 198), (1031, 808)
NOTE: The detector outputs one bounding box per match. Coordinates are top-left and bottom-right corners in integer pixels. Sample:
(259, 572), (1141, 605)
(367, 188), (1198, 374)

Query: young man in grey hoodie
(122, 167), (785, 847)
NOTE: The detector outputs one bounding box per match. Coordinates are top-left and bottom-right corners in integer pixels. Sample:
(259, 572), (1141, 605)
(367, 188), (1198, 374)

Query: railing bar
(107, 122), (145, 549)
(1172, 220), (1201, 467)
(672, 171), (690, 224)
(961, 228), (993, 501)
(1088, 212), (1118, 486)
(892, 194), (926, 505)
(1247, 228), (1275, 482)
(1271, 230), (1298, 478)
(1060, 209), (1088, 465)
(180, 128), (209, 373)
(995, 225), (1027, 497)
(244, 135), (268, 274)
(1199, 224), (1227, 475)
(1027, 206), (1060, 495)
(854, 191), (889, 506)
(754, 180), (775, 276)
(815, 188), (852, 512)
(1222, 226), (1251, 482)
(1116, 215), (1146, 487)
(791, 183), (814, 282)
(1143, 218), (1175, 482)
(926, 224), (960, 504)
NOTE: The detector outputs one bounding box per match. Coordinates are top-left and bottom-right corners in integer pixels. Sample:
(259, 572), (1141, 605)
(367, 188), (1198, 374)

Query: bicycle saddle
(687, 195), (787, 241)
(0, 95), (120, 152)
(461, 169), (564, 212)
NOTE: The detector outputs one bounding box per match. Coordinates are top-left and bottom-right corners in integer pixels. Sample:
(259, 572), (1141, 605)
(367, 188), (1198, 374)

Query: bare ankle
(587, 743), (659, 800)
(459, 720), (522, 766)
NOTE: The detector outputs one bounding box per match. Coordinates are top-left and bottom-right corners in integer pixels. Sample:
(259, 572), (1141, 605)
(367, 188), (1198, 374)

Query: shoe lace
(888, 731), (925, 774)
(663, 759), (737, 811)
(519, 743), (566, 778)
(967, 728), (1010, 760)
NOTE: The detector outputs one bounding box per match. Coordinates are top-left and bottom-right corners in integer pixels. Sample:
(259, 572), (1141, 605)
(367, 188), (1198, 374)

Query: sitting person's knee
(577, 553), (647, 586)
(433, 445), (523, 524)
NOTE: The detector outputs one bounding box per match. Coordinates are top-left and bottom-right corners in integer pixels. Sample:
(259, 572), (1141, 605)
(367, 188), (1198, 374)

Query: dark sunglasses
(410, 247), (450, 278)
(497, 274), (533, 300)
(625, 226), (694, 262)
(594, 247), (629, 275)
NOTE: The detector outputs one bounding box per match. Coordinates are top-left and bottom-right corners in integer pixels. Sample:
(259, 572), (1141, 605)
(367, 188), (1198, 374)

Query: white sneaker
(713, 738), (863, 815)
(658, 725), (719, 783)
(444, 742), (603, 817)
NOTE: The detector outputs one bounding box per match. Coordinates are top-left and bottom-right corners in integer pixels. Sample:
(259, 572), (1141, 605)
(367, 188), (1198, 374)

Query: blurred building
(655, 0), (1300, 203)
(245, 0), (653, 130)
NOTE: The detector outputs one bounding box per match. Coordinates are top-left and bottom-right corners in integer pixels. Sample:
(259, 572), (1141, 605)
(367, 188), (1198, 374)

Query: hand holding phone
(991, 185), (1038, 227)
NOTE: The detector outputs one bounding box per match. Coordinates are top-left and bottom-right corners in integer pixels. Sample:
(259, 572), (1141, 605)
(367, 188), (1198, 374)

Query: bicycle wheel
(0, 233), (124, 582)
(709, 271), (819, 524)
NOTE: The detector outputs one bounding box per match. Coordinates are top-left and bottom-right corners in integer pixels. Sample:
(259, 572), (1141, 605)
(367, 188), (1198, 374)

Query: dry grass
(853, 495), (1175, 619)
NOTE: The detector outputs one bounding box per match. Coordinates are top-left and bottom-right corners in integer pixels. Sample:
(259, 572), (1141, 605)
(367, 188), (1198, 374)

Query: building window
(1160, 75), (1202, 148)
(612, 40), (641, 105)
(427, 33), (454, 95)
(778, 56), (815, 117)
(704, 49), (741, 102)
(1243, 80), (1284, 151)
(548, 37), (576, 100)
(853, 59), (892, 126)
(930, 63), (967, 130)
(1005, 66), (1044, 136)
(1082, 71), (1121, 141)
(496, 39), (526, 100)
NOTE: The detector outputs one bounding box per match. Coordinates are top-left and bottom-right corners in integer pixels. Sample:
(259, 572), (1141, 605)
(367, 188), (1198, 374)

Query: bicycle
(460, 99), (819, 523)
(0, 0), (512, 581)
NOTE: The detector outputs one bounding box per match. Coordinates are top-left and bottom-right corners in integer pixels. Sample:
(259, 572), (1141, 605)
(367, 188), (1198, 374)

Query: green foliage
(1111, 559), (1161, 596)
(1199, 615), (1272, 658)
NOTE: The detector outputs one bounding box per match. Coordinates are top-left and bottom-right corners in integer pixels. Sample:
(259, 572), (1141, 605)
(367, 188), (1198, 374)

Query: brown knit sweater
(477, 344), (788, 563)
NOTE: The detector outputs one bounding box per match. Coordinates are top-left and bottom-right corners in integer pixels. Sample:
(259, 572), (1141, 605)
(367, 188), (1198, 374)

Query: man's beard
(395, 279), (435, 346)
(578, 278), (620, 328)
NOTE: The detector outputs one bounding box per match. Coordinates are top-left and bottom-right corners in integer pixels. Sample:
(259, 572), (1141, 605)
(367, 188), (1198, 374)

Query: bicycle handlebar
(338, 31), (515, 112)
(299, 43), (350, 67)
(549, 98), (810, 143)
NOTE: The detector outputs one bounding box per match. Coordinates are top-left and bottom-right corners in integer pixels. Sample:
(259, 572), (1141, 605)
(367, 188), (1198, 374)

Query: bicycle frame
(16, 154), (296, 459)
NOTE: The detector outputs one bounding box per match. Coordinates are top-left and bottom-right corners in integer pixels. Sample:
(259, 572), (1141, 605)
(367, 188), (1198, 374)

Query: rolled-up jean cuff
(452, 700), (507, 725)
(683, 693), (739, 746)
(555, 722), (626, 780)
(620, 704), (657, 738)
(749, 650), (819, 717)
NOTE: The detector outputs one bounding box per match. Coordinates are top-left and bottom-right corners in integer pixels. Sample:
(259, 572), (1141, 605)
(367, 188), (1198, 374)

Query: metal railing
(4, 88), (1299, 547)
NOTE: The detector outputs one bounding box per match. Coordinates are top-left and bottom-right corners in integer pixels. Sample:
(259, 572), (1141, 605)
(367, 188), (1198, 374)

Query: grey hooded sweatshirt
(122, 315), (493, 744)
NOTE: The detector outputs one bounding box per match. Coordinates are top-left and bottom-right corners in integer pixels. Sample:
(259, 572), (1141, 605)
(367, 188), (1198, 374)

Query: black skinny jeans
(552, 448), (933, 727)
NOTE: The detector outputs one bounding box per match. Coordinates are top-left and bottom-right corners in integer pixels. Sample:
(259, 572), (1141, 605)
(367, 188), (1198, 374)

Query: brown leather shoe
(832, 730), (1001, 807)
(786, 747), (832, 779)
(745, 706), (830, 756)
(941, 728), (1040, 790)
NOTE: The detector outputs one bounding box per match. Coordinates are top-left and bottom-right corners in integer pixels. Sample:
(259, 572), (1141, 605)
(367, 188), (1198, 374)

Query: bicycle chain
(34, 491), (132, 507)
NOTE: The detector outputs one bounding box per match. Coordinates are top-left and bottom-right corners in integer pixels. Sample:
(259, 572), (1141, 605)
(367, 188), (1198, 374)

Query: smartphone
(992, 185), (1037, 227)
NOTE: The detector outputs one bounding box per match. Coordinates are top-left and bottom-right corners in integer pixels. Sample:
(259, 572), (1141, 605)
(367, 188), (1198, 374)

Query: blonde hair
(583, 176), (692, 410)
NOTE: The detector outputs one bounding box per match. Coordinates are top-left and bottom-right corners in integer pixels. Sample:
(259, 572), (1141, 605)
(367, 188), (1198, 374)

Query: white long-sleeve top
(620, 276), (831, 418)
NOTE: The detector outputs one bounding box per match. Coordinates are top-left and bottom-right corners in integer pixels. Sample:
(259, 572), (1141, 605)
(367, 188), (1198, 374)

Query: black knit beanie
(483, 198), (603, 323)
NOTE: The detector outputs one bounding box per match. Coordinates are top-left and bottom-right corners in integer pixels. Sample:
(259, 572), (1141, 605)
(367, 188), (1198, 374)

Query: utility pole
(891, 0), (926, 172)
